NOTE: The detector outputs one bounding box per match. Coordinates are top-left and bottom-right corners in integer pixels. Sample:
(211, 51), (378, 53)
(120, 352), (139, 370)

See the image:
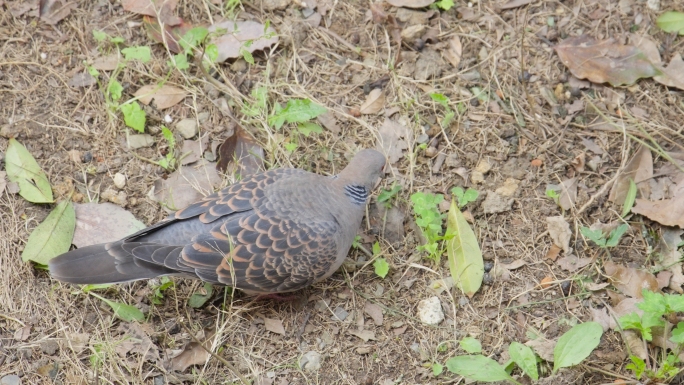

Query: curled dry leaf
(72, 203), (146, 248)
(134, 84), (187, 110)
(655, 228), (684, 293)
(376, 118), (409, 164)
(554, 35), (659, 86)
(387, 0), (435, 8)
(122, 0), (181, 26)
(117, 323), (161, 363)
(546, 216), (572, 254)
(359, 89), (386, 114)
(609, 146), (653, 203)
(209, 20), (279, 63)
(544, 244), (562, 262)
(604, 260), (658, 298)
(168, 329), (214, 372)
(216, 125), (265, 177)
(264, 318), (286, 335)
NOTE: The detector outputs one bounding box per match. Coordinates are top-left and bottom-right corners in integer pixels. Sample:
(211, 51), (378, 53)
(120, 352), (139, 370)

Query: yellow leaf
(446, 199), (483, 297)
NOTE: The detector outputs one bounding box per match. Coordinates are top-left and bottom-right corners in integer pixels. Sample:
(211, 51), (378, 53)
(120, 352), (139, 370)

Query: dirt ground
(2, 0), (684, 384)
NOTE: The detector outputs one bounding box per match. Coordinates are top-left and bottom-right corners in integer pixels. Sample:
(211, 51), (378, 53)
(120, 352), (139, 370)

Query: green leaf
(205, 44), (219, 63)
(553, 322), (603, 373)
(605, 223), (628, 248)
(108, 79), (123, 102)
(110, 36), (125, 44)
(21, 200), (75, 265)
(179, 27), (208, 52)
(459, 337), (482, 354)
(378, 184), (401, 204)
(580, 226), (606, 247)
(622, 179), (637, 217)
(81, 283), (114, 293)
(656, 11), (684, 35)
(625, 355), (646, 380)
(373, 257), (389, 279)
(452, 187), (479, 208)
(267, 99), (327, 128)
(435, 0), (455, 10)
(665, 293), (684, 313)
(120, 101), (146, 132)
(121, 46), (151, 63)
(89, 292), (144, 322)
(297, 122), (324, 136)
(670, 322), (684, 344)
(241, 48), (255, 65)
(92, 30), (108, 42)
(372, 241), (381, 256)
(432, 363), (443, 376)
(430, 93), (449, 108)
(638, 289), (666, 317)
(446, 199), (484, 297)
(445, 355), (515, 382)
(5, 138), (54, 203)
(619, 312), (652, 340)
(509, 342), (538, 381)
(161, 125), (175, 148)
(188, 283), (214, 308)
(170, 53), (189, 70)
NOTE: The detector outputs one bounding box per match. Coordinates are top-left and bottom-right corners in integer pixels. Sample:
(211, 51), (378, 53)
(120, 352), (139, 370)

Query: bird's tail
(48, 242), (172, 284)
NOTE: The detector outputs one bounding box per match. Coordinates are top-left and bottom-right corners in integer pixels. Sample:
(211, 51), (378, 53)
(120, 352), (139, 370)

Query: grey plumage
(48, 149), (386, 294)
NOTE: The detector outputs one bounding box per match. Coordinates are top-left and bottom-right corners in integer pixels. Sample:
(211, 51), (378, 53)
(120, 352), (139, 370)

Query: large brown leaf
(632, 193), (684, 228)
(555, 35), (660, 86)
(216, 125), (265, 177)
(122, 0), (181, 26)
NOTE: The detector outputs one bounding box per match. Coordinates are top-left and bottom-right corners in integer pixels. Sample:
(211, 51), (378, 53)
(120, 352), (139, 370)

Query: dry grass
(2, 0), (684, 383)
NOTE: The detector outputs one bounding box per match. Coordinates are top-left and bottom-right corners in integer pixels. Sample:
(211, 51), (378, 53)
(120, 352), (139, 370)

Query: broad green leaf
(509, 342), (538, 380)
(430, 93), (449, 108)
(446, 199), (483, 297)
(553, 322), (603, 373)
(90, 292), (144, 322)
(267, 99), (327, 128)
(205, 44), (219, 63)
(188, 282), (214, 308)
(432, 363), (443, 376)
(460, 337), (482, 354)
(93, 30), (108, 42)
(373, 258), (389, 279)
(625, 355), (646, 380)
(435, 0), (455, 10)
(372, 241), (381, 256)
(669, 322), (684, 344)
(445, 355), (515, 383)
(161, 125), (175, 147)
(297, 122), (324, 136)
(120, 101), (146, 132)
(21, 200), (75, 265)
(622, 179), (637, 217)
(170, 54), (189, 70)
(241, 48), (254, 65)
(5, 138), (54, 203)
(121, 46), (151, 63)
(638, 289), (666, 316)
(378, 185), (401, 203)
(665, 293), (684, 313)
(179, 27), (209, 52)
(580, 226), (606, 247)
(656, 11), (684, 35)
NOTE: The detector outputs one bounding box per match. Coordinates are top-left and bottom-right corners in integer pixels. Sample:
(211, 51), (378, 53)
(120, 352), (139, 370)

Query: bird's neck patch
(344, 185), (368, 205)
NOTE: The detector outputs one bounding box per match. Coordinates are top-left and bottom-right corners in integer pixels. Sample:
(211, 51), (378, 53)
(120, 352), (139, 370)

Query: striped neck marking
(344, 185), (368, 205)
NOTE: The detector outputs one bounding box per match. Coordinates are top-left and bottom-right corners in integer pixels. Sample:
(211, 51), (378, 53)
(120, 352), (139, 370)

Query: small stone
(197, 112), (210, 123)
(356, 346), (373, 354)
(417, 296), (444, 325)
(154, 376), (164, 385)
(176, 118), (198, 139)
(1, 375), (21, 385)
(299, 351), (322, 372)
(128, 134), (155, 149)
(112, 173), (126, 189)
(230, 59), (248, 73)
(40, 340), (59, 355)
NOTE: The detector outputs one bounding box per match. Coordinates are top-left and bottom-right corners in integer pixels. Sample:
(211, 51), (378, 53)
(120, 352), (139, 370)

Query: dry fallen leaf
(555, 35), (659, 86)
(364, 303), (384, 326)
(264, 318), (286, 335)
(558, 177), (578, 211)
(359, 89), (386, 114)
(604, 260), (658, 298)
(72, 203), (147, 248)
(117, 323), (161, 363)
(349, 329), (376, 342)
(386, 0), (434, 8)
(632, 193), (684, 228)
(122, 0), (181, 26)
(143, 15), (193, 53)
(443, 35), (462, 68)
(654, 53), (684, 91)
(526, 338), (555, 362)
(317, 111), (340, 134)
(92, 54), (120, 71)
(545, 244), (562, 262)
(497, 0), (535, 10)
(655, 228), (684, 293)
(40, 0), (77, 25)
(540, 276), (554, 289)
(209, 20), (279, 62)
(216, 125), (265, 177)
(376, 118), (409, 164)
(557, 255), (592, 272)
(152, 160), (222, 212)
(168, 339), (211, 371)
(609, 146), (653, 203)
(134, 84), (187, 110)
(546, 216), (572, 254)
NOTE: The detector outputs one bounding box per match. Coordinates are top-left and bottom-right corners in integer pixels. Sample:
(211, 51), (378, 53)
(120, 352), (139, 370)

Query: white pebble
(113, 173), (126, 189)
(418, 296), (445, 325)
